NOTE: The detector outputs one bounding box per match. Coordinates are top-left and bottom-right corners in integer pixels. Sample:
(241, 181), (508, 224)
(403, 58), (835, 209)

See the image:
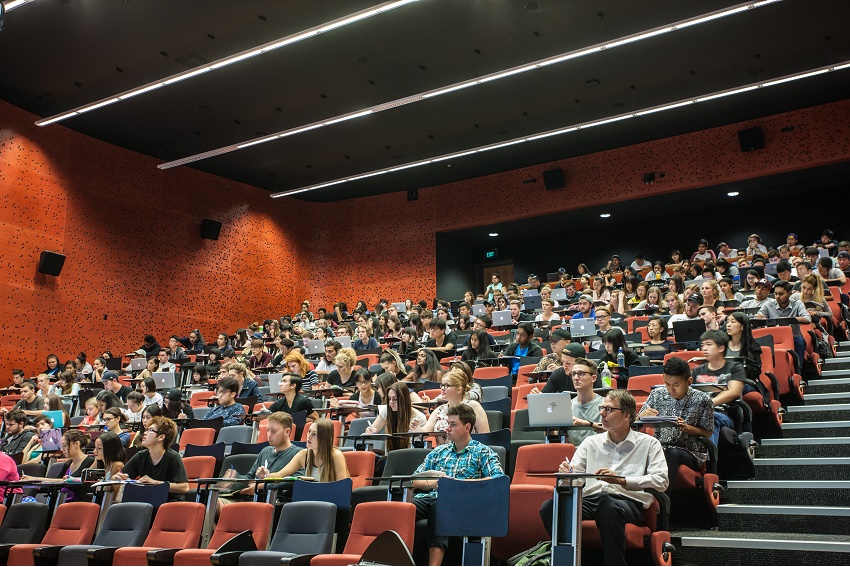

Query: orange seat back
(179, 428), (215, 451)
(209, 502), (274, 550)
(512, 444), (576, 486)
(344, 502), (416, 556)
(143, 502), (206, 548)
(343, 451), (376, 490)
(182, 456), (217, 490)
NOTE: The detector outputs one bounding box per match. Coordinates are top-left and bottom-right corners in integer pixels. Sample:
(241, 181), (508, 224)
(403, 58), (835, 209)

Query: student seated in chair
(540, 390), (668, 566)
(218, 411), (302, 511)
(412, 403), (504, 566)
(639, 357), (713, 493)
(114, 416), (189, 501)
(204, 376), (246, 426)
(501, 322), (542, 379)
(690, 331), (746, 446)
(268, 418), (349, 482)
(268, 373), (318, 421)
(530, 343), (602, 395)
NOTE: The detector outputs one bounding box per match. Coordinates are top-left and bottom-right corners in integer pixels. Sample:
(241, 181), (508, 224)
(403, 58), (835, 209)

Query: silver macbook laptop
(267, 373), (284, 393)
(550, 287), (567, 302)
(127, 358), (147, 371)
(304, 339), (325, 355)
(151, 372), (177, 390)
(527, 392), (574, 427)
(335, 336), (352, 349)
(492, 310), (512, 327)
(392, 302), (407, 314)
(472, 304), (487, 317)
(570, 318), (598, 338)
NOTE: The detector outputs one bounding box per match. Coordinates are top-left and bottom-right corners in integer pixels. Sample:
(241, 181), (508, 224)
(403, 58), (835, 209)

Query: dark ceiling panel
(2, 0), (849, 203)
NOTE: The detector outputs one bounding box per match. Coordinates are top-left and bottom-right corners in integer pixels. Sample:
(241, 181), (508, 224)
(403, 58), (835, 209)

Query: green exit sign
(485, 250), (498, 259)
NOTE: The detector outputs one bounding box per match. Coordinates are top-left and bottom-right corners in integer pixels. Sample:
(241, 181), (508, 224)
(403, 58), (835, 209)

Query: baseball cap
(686, 293), (704, 305)
(101, 370), (119, 382)
(579, 294), (594, 303)
(837, 251), (850, 260)
(483, 299), (494, 307)
(134, 349), (146, 357)
(562, 343), (587, 358)
(755, 278), (772, 289)
(165, 388), (183, 402)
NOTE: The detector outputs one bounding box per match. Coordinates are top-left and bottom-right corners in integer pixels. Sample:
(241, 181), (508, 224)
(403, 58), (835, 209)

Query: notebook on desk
(527, 392), (574, 428)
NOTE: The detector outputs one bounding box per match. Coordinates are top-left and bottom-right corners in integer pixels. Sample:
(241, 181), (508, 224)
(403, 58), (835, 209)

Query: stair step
(781, 421), (850, 438)
(805, 377), (850, 394)
(822, 369), (850, 377)
(757, 437), (850, 458)
(724, 480), (850, 506)
(672, 530), (850, 565)
(717, 504), (850, 534)
(823, 359), (850, 369)
(753, 457), (850, 480)
(782, 406), (850, 422)
(804, 392), (850, 402)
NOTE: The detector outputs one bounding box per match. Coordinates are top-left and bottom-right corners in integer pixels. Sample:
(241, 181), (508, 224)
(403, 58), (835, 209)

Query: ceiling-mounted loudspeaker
(201, 219), (222, 240)
(37, 251), (65, 276)
(543, 168), (565, 190)
(407, 188), (418, 201)
(738, 127), (764, 152)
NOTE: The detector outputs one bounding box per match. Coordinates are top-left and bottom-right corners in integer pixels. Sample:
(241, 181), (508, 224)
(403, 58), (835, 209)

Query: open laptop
(523, 294), (542, 312)
(267, 373), (284, 393)
(472, 304), (487, 317)
(304, 339), (325, 355)
(392, 302), (407, 314)
(546, 272), (562, 283)
(550, 287), (567, 302)
(104, 357), (123, 371)
(570, 318), (598, 338)
(39, 428), (63, 452)
(335, 336), (352, 349)
(492, 310), (512, 327)
(672, 320), (706, 344)
(763, 262), (779, 277)
(151, 372), (177, 390)
(127, 358), (147, 371)
(42, 410), (65, 428)
(527, 392), (574, 427)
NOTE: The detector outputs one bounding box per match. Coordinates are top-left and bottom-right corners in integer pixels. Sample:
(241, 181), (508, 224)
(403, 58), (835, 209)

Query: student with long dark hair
(460, 330), (495, 362)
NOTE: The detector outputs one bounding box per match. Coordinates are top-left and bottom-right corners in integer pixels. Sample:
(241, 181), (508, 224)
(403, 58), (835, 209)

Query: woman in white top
(271, 419), (348, 483)
(366, 382), (426, 451)
(534, 298), (561, 323)
(420, 368), (489, 441)
(139, 377), (163, 407)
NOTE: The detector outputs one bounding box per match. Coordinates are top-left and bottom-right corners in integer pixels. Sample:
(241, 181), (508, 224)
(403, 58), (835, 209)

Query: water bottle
(617, 347), (625, 368)
(600, 363), (613, 389)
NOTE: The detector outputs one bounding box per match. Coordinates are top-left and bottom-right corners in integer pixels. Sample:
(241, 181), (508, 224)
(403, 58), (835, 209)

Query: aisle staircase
(672, 348), (850, 565)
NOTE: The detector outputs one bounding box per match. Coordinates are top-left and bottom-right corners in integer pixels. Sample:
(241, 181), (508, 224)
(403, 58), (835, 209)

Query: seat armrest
(146, 547), (180, 566)
(86, 547), (120, 566)
(283, 553), (318, 566)
(32, 545), (65, 566)
(209, 550), (243, 566)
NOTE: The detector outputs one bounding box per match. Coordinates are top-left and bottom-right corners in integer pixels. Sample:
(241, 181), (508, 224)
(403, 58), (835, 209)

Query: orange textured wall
(0, 100), (307, 379)
(298, 99), (850, 308)
(3, 98), (850, 378)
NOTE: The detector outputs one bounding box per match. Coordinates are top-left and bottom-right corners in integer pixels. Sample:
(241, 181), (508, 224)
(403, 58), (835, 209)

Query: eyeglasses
(596, 314), (609, 319)
(599, 406), (625, 414)
(439, 383), (452, 389)
(570, 370), (592, 378)
(356, 381), (370, 386)
(145, 428), (160, 434)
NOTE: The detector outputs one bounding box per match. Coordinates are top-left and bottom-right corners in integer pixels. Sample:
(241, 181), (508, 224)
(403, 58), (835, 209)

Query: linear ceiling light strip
(156, 0), (781, 170)
(270, 60), (850, 198)
(2, 0), (34, 11)
(33, 0), (421, 127)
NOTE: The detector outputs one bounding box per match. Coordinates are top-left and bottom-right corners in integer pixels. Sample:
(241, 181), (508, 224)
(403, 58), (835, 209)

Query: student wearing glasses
(203, 377), (246, 426)
(565, 358), (605, 445)
(329, 369), (380, 418)
(540, 390), (668, 566)
(420, 368), (489, 439)
(115, 416), (189, 500)
(102, 408), (132, 446)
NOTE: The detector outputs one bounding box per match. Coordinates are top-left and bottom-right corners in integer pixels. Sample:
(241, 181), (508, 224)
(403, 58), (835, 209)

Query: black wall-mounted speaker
(201, 219), (222, 240)
(407, 188), (419, 201)
(543, 168), (566, 190)
(738, 127), (765, 152)
(37, 251), (65, 276)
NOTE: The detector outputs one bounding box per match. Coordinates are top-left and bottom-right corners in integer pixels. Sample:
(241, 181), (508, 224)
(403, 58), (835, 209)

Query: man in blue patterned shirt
(638, 357), (713, 493)
(413, 403), (504, 566)
(204, 376), (245, 426)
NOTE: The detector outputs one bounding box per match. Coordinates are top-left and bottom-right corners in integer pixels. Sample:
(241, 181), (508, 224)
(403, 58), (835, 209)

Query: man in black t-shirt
(115, 416), (189, 501)
(101, 371), (133, 402)
(269, 374), (318, 421)
(425, 318), (457, 353)
(532, 343), (603, 394)
(691, 330), (746, 446)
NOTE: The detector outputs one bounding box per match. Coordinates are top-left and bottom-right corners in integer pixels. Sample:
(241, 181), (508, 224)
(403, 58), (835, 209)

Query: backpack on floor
(508, 540), (551, 566)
